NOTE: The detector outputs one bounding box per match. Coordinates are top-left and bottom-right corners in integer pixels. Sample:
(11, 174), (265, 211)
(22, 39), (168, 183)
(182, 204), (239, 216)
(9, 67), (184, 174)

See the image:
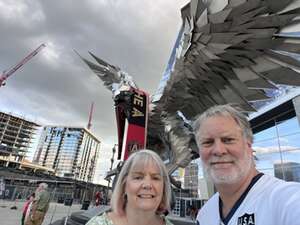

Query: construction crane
(0, 43), (46, 87)
(87, 102), (94, 130)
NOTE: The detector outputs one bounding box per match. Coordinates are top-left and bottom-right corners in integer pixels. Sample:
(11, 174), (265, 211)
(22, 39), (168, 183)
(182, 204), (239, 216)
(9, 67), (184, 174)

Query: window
(253, 116), (300, 182)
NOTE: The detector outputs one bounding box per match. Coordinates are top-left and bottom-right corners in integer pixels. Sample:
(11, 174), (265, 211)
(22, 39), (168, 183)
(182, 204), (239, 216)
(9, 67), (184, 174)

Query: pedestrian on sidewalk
(21, 192), (35, 225)
(190, 206), (197, 221)
(95, 191), (102, 206)
(25, 183), (50, 225)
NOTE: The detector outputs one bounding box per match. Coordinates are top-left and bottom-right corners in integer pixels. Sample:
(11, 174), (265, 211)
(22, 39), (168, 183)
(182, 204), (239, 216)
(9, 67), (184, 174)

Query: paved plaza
(0, 200), (83, 225)
(0, 200), (196, 225)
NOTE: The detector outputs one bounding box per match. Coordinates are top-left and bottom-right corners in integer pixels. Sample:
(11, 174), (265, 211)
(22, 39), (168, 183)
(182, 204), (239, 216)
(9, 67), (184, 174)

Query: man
(25, 183), (50, 225)
(193, 104), (300, 225)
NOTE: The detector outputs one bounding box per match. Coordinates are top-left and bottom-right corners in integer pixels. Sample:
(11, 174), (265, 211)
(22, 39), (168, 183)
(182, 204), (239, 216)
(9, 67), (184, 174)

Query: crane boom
(0, 43), (46, 87)
(87, 102), (94, 130)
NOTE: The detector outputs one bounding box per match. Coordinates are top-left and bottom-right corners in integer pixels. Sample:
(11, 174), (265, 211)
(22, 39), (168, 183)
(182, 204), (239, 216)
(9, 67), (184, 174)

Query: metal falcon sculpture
(79, 0), (300, 175)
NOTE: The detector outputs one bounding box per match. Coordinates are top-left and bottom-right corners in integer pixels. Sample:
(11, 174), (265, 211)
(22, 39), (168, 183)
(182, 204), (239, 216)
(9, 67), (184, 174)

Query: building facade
(183, 162), (198, 197)
(250, 88), (300, 183)
(34, 126), (101, 182)
(0, 111), (39, 167)
(274, 162), (300, 182)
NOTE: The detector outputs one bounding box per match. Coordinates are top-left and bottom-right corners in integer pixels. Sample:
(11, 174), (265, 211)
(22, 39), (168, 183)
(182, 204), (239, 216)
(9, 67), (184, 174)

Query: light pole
(106, 144), (117, 204)
(110, 144), (117, 171)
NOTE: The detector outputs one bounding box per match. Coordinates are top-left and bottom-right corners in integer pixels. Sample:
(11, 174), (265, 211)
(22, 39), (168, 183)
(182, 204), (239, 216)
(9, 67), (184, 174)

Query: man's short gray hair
(193, 104), (253, 144)
(39, 182), (48, 189)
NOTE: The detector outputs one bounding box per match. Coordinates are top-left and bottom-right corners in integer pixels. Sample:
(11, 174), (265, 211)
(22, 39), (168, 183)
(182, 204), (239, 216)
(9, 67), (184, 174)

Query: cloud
(253, 145), (300, 155)
(0, 0), (189, 183)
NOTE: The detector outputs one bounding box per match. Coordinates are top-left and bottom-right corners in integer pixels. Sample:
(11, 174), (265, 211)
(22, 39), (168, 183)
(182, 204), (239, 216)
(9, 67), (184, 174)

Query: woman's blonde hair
(110, 149), (171, 215)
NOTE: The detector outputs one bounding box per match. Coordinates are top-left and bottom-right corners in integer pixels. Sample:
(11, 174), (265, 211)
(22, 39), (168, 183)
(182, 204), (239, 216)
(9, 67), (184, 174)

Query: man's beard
(202, 153), (253, 185)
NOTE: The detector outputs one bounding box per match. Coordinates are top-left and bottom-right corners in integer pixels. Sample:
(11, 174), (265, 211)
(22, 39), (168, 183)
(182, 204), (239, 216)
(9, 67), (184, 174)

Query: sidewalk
(168, 214), (197, 225)
(0, 200), (83, 225)
(0, 200), (197, 225)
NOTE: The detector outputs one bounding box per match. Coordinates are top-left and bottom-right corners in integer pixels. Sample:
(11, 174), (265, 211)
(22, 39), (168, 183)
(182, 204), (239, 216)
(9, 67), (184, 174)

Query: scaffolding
(0, 112), (40, 167)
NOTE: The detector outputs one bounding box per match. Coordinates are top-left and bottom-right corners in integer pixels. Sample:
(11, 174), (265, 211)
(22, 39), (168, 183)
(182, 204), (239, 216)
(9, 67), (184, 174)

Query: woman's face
(124, 160), (164, 213)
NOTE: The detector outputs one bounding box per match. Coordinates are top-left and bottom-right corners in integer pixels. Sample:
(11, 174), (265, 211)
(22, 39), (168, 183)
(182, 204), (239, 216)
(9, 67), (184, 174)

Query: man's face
(197, 115), (254, 185)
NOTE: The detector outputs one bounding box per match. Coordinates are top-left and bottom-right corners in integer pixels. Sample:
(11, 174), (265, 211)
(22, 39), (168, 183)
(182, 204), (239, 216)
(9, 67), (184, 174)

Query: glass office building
(34, 126), (101, 182)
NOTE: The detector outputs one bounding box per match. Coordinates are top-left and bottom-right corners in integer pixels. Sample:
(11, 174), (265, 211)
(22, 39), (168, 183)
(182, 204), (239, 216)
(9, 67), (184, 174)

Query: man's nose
(212, 140), (227, 156)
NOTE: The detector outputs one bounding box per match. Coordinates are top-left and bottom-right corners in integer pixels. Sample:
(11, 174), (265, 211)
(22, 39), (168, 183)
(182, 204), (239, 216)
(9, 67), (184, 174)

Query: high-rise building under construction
(0, 111), (39, 167)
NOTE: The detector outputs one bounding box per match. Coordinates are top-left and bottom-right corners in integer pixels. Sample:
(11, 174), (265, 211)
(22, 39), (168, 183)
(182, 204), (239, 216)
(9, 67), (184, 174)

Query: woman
(21, 192), (35, 225)
(86, 149), (174, 225)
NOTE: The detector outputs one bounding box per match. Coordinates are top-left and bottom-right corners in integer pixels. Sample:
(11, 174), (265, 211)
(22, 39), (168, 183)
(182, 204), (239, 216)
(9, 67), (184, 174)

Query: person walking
(95, 191), (102, 206)
(21, 192), (35, 225)
(25, 183), (50, 225)
(193, 104), (300, 225)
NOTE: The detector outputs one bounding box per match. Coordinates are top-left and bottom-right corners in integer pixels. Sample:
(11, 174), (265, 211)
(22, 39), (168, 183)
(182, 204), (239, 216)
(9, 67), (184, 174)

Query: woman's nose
(142, 179), (152, 189)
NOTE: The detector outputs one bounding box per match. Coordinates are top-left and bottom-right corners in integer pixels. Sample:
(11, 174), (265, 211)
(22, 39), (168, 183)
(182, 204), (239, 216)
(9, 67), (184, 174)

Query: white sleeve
(196, 209), (201, 225)
(274, 182), (300, 225)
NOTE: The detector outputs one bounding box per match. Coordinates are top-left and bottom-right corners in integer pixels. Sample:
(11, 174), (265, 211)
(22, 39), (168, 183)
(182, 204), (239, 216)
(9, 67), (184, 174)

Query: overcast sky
(0, 1), (189, 153)
(0, 0), (190, 183)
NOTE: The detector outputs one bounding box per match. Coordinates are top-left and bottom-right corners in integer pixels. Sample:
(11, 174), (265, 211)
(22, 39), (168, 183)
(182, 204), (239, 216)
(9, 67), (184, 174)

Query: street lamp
(106, 144), (117, 204)
(110, 144), (117, 171)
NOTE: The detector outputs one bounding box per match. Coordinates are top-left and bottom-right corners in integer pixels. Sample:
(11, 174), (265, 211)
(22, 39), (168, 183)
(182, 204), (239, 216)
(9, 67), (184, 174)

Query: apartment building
(34, 126), (101, 182)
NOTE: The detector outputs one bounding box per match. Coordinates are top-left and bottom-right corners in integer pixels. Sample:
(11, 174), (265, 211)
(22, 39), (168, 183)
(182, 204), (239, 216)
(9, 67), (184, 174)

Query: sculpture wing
(158, 0), (300, 120)
(77, 51), (137, 94)
(151, 0), (300, 171)
(78, 0), (300, 175)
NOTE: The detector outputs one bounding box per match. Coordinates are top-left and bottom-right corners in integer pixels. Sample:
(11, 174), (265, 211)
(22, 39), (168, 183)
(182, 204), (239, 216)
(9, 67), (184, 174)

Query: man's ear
(247, 141), (252, 148)
(246, 140), (253, 153)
